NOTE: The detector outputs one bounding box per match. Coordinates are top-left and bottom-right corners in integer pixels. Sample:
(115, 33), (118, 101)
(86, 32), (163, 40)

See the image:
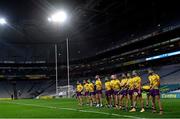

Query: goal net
(57, 85), (75, 98)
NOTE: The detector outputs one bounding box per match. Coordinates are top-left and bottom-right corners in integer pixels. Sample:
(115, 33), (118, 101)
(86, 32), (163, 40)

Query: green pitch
(0, 98), (179, 118)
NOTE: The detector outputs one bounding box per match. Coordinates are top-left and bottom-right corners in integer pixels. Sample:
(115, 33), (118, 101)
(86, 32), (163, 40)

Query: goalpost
(55, 38), (70, 98)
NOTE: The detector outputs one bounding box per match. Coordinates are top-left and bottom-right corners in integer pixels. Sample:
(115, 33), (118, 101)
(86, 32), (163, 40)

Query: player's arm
(118, 80), (121, 87)
(149, 77), (153, 89)
(80, 85), (83, 92)
(125, 80), (129, 89)
(139, 79), (142, 91)
(156, 74), (160, 87)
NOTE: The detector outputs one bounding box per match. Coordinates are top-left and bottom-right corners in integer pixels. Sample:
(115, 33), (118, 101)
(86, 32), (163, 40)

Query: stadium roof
(0, 0), (180, 60)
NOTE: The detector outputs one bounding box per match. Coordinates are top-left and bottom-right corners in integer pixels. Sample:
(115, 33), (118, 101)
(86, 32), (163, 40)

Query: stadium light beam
(0, 18), (7, 25)
(48, 11), (67, 23)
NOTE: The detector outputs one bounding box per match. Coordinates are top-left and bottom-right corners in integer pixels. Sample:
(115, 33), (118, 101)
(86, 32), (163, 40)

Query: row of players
(76, 70), (163, 114)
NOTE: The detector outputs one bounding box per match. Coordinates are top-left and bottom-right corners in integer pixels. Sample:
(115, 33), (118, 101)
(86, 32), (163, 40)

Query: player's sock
(159, 109), (163, 115)
(152, 107), (157, 113)
(119, 105), (122, 109)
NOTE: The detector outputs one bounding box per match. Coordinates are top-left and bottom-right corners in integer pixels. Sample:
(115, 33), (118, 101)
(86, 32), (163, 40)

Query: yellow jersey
(148, 74), (160, 89)
(120, 78), (128, 87)
(84, 83), (89, 92)
(76, 84), (83, 92)
(95, 79), (102, 90)
(133, 76), (141, 89)
(112, 79), (120, 91)
(88, 83), (94, 92)
(128, 78), (134, 90)
(105, 81), (111, 91)
(110, 79), (115, 89)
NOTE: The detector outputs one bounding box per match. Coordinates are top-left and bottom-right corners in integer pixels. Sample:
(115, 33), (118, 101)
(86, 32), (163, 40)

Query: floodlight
(49, 11), (67, 23)
(0, 18), (7, 25)
(48, 17), (52, 22)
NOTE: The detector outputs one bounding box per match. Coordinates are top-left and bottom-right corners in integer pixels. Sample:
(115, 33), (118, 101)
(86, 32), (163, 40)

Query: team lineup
(76, 70), (163, 115)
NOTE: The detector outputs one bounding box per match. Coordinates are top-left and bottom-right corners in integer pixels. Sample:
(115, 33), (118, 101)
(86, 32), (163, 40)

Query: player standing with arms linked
(148, 70), (163, 115)
(95, 75), (103, 107)
(130, 71), (145, 112)
(105, 77), (112, 108)
(127, 73), (134, 110)
(76, 81), (83, 106)
(119, 73), (128, 111)
(88, 79), (96, 107)
(111, 74), (120, 109)
(83, 80), (89, 105)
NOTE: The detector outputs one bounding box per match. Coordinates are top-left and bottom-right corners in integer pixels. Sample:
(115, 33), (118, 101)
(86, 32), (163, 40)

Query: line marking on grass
(1, 101), (141, 118)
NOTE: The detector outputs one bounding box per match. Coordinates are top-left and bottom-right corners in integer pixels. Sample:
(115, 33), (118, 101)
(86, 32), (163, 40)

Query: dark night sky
(0, 0), (180, 60)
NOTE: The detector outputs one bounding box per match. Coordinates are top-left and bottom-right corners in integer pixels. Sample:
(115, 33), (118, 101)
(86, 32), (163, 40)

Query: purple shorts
(89, 92), (95, 96)
(150, 89), (160, 97)
(133, 89), (142, 96)
(128, 90), (134, 95)
(77, 92), (82, 97)
(96, 90), (102, 94)
(84, 92), (89, 96)
(114, 90), (119, 95)
(105, 90), (111, 97)
(111, 89), (114, 95)
(120, 90), (127, 96)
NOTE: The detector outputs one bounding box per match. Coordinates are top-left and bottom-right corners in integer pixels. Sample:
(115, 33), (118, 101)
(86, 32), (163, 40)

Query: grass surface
(0, 98), (179, 118)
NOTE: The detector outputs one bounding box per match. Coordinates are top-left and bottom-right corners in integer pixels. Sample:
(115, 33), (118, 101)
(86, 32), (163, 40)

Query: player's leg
(77, 92), (83, 106)
(96, 93), (99, 107)
(150, 89), (158, 113)
(130, 93), (137, 112)
(114, 91), (118, 109)
(89, 94), (93, 107)
(128, 90), (133, 109)
(119, 94), (123, 109)
(106, 94), (109, 106)
(125, 95), (128, 111)
(87, 94), (90, 105)
(139, 95), (145, 112)
(79, 95), (83, 106)
(92, 93), (96, 105)
(99, 93), (103, 107)
(121, 90), (128, 110)
(146, 94), (149, 108)
(92, 92), (96, 105)
(109, 95), (112, 107)
(77, 94), (80, 105)
(152, 96), (156, 112)
(155, 89), (163, 115)
(106, 91), (110, 107)
(84, 92), (88, 105)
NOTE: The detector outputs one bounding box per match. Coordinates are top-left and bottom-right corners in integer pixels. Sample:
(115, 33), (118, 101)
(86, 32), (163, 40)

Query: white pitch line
(1, 101), (140, 118)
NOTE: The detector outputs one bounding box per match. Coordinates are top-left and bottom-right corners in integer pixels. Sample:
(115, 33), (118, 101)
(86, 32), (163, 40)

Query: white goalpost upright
(66, 37), (70, 98)
(55, 44), (58, 96)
